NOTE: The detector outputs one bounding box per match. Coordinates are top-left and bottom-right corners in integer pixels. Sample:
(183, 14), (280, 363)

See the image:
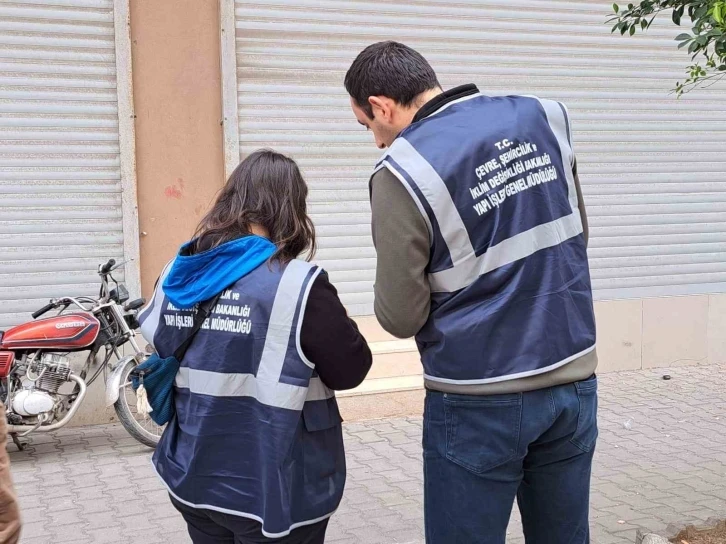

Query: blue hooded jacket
(161, 235), (276, 309)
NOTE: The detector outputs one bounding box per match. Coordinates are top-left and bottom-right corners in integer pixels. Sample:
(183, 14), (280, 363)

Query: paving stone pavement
(8, 363), (726, 544)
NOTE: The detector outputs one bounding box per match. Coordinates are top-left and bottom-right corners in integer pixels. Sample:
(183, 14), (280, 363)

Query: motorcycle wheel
(113, 359), (165, 448)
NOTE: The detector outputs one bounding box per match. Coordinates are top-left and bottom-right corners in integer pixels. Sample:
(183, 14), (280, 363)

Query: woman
(139, 150), (372, 544)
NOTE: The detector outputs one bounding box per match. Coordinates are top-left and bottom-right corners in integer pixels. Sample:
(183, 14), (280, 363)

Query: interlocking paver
(9, 363), (726, 543)
(19, 523), (49, 542)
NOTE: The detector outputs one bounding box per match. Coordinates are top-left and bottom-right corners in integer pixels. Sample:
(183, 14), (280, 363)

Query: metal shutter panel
(0, 0), (134, 328)
(232, 0), (726, 314)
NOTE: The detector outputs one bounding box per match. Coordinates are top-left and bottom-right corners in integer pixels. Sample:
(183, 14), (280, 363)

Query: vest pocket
(443, 393), (522, 475)
(569, 375), (599, 453)
(288, 401), (346, 522)
(302, 399), (342, 432)
(300, 400), (345, 480)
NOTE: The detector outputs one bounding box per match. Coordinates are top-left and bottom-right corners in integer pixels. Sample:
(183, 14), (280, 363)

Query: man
(345, 41), (598, 544)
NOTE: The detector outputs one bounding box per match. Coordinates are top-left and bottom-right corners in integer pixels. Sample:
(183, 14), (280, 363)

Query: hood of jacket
(162, 235), (276, 309)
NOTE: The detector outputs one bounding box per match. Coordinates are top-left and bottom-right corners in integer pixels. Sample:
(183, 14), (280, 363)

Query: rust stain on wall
(164, 185), (183, 199)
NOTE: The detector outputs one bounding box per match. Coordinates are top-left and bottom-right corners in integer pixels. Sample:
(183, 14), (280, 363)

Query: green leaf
(675, 33), (691, 41)
(630, 24), (636, 35)
(613, 3), (619, 13)
(641, 18), (648, 29)
(672, 9), (681, 25)
(715, 4), (724, 24)
(695, 5), (709, 19)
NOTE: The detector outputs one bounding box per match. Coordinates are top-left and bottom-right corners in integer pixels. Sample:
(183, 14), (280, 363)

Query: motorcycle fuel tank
(0, 313), (100, 351)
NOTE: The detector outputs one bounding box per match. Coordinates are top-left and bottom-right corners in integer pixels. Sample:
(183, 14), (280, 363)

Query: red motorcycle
(0, 259), (163, 450)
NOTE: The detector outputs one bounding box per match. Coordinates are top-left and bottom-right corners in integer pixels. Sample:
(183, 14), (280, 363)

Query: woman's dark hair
(344, 41), (440, 119)
(190, 149), (316, 263)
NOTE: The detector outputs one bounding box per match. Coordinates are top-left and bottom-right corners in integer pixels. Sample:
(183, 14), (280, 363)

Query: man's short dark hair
(344, 41), (440, 119)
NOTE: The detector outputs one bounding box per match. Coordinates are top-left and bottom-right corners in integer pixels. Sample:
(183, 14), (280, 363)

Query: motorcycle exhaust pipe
(7, 374), (88, 434)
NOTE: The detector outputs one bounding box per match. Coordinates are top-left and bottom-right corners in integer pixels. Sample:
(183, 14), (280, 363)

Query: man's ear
(368, 96), (392, 121)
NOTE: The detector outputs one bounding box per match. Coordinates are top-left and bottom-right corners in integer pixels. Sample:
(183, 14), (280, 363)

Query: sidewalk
(10, 363), (726, 544)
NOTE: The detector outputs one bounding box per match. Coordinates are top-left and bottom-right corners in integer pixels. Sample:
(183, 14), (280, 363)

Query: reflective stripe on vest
(379, 94), (584, 294)
(171, 260), (328, 411)
(174, 370), (333, 409)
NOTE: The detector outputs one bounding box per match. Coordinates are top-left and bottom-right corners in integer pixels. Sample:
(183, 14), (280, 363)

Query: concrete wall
(130, 0), (226, 299)
(595, 294), (726, 371)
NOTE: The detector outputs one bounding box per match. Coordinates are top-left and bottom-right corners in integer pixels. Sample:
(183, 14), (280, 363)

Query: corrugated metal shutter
(0, 0), (127, 328)
(233, 0), (726, 314)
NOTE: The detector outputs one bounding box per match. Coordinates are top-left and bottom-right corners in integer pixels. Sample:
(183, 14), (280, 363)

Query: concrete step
(338, 388), (424, 421)
(366, 344), (421, 380)
(370, 339), (417, 355)
(339, 374), (423, 397)
(337, 318), (425, 421)
(339, 338), (423, 396)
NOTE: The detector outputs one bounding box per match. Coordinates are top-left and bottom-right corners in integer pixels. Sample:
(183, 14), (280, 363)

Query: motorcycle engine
(34, 354), (72, 393)
(11, 354), (71, 417)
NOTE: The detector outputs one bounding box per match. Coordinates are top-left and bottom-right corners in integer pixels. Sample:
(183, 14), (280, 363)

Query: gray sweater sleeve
(370, 168), (431, 339)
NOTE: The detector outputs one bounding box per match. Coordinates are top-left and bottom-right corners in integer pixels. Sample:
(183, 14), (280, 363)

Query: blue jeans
(423, 375), (598, 544)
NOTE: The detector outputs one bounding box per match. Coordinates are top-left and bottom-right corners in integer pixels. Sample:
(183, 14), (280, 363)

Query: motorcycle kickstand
(9, 433), (26, 452)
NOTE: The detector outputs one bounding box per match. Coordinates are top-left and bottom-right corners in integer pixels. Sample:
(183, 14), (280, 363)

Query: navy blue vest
(138, 260), (345, 538)
(377, 94), (596, 386)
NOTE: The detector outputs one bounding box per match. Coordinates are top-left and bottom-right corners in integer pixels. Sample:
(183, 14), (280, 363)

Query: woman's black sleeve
(300, 273), (372, 390)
